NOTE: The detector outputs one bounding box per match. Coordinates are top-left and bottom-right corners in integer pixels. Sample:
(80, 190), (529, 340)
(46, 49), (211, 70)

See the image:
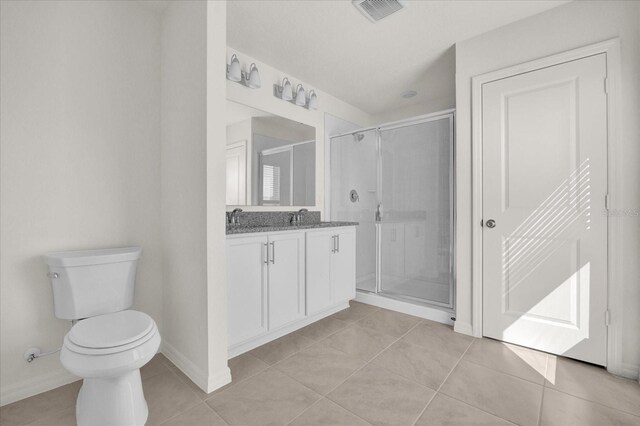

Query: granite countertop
(226, 221), (359, 235)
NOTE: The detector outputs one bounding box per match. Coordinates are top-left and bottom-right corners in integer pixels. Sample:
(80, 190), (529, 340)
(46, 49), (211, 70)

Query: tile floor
(2, 302), (639, 426)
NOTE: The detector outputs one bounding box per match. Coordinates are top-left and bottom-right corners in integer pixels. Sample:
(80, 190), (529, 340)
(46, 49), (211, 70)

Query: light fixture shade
(281, 78), (293, 101)
(227, 54), (241, 82)
(295, 84), (306, 106)
(307, 90), (318, 110)
(247, 63), (261, 89)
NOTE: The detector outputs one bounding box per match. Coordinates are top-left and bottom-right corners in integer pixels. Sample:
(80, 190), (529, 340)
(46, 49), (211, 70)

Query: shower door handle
(375, 204), (383, 222)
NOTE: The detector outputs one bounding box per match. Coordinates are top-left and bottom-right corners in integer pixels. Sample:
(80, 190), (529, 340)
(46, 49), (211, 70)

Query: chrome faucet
(227, 208), (243, 226)
(291, 208), (308, 225)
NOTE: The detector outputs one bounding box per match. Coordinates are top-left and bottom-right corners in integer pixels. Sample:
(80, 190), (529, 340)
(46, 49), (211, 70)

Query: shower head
(353, 133), (365, 142)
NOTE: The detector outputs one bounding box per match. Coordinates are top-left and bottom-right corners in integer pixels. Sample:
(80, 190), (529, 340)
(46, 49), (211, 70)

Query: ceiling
(228, 0), (569, 115)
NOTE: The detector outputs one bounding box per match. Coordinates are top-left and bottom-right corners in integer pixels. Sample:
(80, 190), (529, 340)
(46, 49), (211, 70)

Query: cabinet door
(268, 232), (306, 330)
(226, 235), (268, 347)
(332, 228), (356, 303)
(306, 230), (334, 315)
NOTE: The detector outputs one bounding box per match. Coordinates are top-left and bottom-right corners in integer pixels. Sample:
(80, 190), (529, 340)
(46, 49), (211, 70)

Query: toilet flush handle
(47, 272), (59, 279)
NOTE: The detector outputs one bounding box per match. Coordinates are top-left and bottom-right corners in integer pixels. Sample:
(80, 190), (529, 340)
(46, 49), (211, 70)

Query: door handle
(270, 241), (275, 263)
(336, 234), (340, 253)
(331, 235), (336, 253)
(375, 204), (383, 222)
(486, 219), (496, 228)
(263, 243), (268, 264)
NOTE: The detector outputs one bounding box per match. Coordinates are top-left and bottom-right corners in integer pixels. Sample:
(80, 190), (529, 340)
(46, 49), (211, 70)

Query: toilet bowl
(60, 310), (160, 426)
(45, 246), (160, 426)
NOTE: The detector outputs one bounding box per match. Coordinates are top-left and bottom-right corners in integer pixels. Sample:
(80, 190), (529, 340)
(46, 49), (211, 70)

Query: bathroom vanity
(226, 220), (357, 357)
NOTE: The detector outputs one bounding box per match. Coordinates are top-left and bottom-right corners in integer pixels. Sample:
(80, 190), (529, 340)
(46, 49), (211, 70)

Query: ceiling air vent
(353, 0), (406, 23)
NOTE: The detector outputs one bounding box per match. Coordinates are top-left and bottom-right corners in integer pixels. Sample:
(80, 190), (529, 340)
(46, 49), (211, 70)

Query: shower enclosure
(330, 111), (454, 310)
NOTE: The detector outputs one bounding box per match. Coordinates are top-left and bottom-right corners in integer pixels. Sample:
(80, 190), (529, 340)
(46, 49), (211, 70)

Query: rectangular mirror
(226, 100), (316, 206)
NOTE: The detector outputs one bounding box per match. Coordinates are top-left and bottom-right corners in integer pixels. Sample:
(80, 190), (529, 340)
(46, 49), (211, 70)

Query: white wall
(371, 97), (455, 125)
(455, 0), (640, 378)
(206, 0), (232, 393)
(0, 0), (163, 405)
(161, 0), (230, 392)
(226, 48), (372, 217)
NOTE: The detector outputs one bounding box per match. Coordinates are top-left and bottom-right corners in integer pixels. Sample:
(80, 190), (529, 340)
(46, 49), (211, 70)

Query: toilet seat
(64, 310), (157, 356)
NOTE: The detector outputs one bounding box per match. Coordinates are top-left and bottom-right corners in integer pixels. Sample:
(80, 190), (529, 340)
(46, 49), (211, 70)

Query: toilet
(45, 247), (160, 426)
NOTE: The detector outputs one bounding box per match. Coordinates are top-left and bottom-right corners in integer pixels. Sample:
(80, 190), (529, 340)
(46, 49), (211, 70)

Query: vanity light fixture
(274, 78), (319, 110)
(295, 84), (307, 106)
(278, 77), (293, 101)
(307, 90), (318, 110)
(227, 54), (241, 82)
(226, 54), (261, 89)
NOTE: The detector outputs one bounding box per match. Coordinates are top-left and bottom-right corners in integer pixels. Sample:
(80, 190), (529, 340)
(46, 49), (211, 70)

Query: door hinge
(605, 193), (611, 210)
(604, 77), (610, 94)
(605, 310), (611, 326)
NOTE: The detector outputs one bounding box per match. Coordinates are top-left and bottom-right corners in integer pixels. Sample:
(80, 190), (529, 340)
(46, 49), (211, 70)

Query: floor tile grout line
(537, 355), (549, 426)
(217, 306), (381, 426)
(540, 386), (640, 418)
(436, 338), (473, 393)
(284, 396), (325, 426)
(268, 318), (356, 369)
(537, 385), (545, 426)
(323, 318), (433, 421)
(253, 305), (373, 368)
(208, 305), (382, 403)
(157, 401), (227, 426)
(203, 362), (270, 401)
(423, 340), (521, 426)
(460, 357), (548, 386)
(409, 337), (475, 426)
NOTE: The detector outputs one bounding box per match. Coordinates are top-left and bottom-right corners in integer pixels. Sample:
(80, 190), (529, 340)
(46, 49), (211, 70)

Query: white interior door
(482, 54), (608, 365)
(226, 141), (247, 205)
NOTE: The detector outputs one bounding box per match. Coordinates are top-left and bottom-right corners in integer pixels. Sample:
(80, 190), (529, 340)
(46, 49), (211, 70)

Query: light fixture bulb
(281, 78), (293, 101)
(307, 90), (318, 110)
(295, 84), (306, 106)
(227, 54), (241, 82)
(247, 63), (261, 89)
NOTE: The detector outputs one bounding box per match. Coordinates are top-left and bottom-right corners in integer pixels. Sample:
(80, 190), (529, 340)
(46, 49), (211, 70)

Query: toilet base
(76, 369), (148, 426)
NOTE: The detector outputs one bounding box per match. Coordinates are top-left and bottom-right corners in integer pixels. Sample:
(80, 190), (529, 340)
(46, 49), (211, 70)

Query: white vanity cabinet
(226, 226), (356, 357)
(226, 234), (268, 348)
(266, 232), (306, 330)
(306, 228), (356, 315)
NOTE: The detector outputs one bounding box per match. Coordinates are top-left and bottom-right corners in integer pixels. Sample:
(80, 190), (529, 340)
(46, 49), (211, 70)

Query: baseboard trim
(228, 302), (349, 358)
(607, 361), (640, 381)
(207, 366), (232, 393)
(161, 341), (210, 393)
(0, 368), (79, 407)
(355, 292), (454, 325)
(453, 321), (474, 336)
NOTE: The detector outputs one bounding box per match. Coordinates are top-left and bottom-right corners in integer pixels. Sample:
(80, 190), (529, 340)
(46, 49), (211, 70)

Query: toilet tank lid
(44, 247), (142, 267)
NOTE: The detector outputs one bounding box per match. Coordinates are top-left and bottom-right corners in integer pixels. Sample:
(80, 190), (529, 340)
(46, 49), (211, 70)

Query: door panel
(306, 230), (333, 315)
(226, 235), (268, 347)
(330, 129), (378, 293)
(226, 142), (247, 205)
(332, 229), (357, 302)
(482, 54), (608, 365)
(268, 232), (305, 329)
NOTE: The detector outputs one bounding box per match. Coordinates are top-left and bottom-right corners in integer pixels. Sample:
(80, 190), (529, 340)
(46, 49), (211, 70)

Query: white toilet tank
(44, 247), (142, 320)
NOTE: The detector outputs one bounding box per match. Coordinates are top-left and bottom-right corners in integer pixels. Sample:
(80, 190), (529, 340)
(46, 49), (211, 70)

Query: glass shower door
(379, 116), (453, 307)
(330, 129), (378, 293)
